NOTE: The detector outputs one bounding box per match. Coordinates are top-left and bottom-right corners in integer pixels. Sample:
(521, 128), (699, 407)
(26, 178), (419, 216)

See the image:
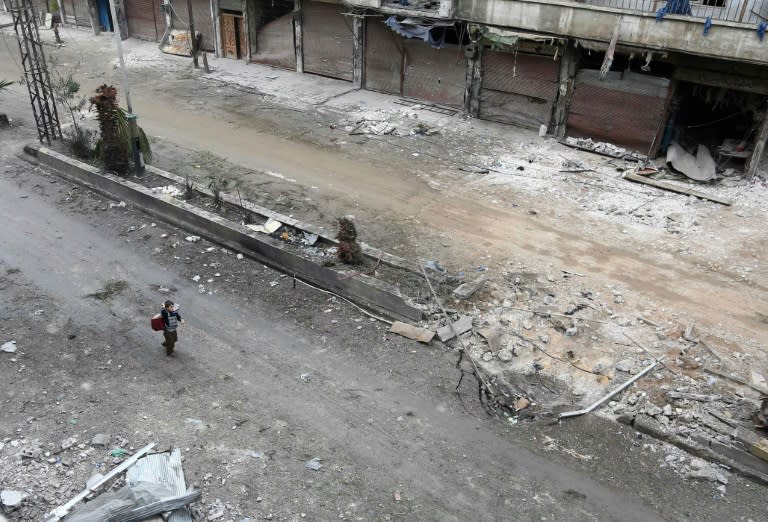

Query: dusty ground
(1, 16), (768, 520)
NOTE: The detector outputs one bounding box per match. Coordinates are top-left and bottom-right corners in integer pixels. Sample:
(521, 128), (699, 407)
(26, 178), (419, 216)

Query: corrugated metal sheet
(365, 16), (402, 96)
(126, 449), (191, 522)
(302, 1), (353, 82)
(61, 0), (92, 27)
(567, 69), (670, 154)
(402, 40), (465, 107)
(126, 0), (159, 40)
(251, 1), (296, 70)
(479, 51), (559, 129)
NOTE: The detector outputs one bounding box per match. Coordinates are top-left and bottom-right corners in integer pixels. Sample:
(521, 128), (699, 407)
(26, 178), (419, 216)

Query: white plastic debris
(185, 235), (201, 242)
(109, 201), (126, 208)
(1, 341), (17, 353)
(304, 457), (322, 470)
(236, 253), (244, 260)
(192, 275), (201, 282)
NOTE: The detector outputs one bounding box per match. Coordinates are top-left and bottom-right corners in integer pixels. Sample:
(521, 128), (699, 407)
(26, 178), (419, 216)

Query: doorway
(96, 0), (113, 32)
(221, 12), (246, 59)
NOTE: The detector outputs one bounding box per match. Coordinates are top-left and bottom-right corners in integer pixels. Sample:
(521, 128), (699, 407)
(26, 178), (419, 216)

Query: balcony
(457, 0), (768, 65)
(582, 0), (768, 24)
(345, 0), (456, 18)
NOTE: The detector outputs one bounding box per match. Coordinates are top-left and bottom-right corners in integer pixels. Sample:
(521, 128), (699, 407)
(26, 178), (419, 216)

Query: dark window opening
(578, 50), (675, 78)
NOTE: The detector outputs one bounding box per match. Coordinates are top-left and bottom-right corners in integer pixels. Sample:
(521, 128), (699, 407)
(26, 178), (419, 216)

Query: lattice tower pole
(9, 0), (61, 144)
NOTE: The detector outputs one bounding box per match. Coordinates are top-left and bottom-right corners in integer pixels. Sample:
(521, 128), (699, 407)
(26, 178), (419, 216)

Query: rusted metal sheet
(365, 16), (402, 96)
(479, 50), (559, 129)
(125, 0), (158, 41)
(566, 69), (670, 154)
(479, 90), (553, 128)
(402, 40), (466, 107)
(302, 1), (353, 82)
(251, 2), (296, 70)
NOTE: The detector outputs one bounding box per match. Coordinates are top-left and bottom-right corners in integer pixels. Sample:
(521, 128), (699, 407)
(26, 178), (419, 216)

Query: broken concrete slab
(477, 327), (501, 352)
(90, 434), (110, 447)
(452, 277), (485, 300)
(437, 316), (473, 342)
(0, 490), (23, 509)
(389, 321), (435, 344)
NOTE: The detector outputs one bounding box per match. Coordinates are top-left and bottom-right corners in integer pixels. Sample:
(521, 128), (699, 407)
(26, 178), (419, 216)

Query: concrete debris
(477, 327), (501, 352)
(90, 434), (109, 447)
(0, 490), (23, 509)
(151, 185), (184, 197)
(666, 391), (722, 402)
(389, 321), (435, 343)
(615, 359), (634, 373)
(453, 277), (486, 300)
(1, 340), (17, 353)
(436, 315), (473, 342)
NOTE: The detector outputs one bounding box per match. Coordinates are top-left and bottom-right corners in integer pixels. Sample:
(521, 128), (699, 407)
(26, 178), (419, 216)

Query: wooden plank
(623, 172), (732, 206)
(389, 321), (435, 344)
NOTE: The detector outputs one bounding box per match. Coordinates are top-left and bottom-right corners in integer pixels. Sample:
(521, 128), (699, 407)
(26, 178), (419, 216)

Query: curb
(24, 144), (424, 323)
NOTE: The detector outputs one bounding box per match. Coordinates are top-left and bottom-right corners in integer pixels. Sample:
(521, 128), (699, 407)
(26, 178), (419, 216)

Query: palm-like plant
(0, 79), (13, 92)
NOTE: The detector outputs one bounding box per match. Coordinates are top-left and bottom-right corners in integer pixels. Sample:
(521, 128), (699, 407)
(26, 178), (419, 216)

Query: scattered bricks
(750, 438), (768, 463)
(452, 277), (485, 300)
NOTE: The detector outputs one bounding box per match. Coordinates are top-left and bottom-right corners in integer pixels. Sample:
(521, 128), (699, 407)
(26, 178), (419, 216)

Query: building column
(294, 0), (303, 74)
(464, 42), (482, 117)
(113, 0), (129, 39)
(352, 14), (365, 89)
(553, 39), (577, 137)
(746, 101), (768, 178)
(211, 0), (221, 58)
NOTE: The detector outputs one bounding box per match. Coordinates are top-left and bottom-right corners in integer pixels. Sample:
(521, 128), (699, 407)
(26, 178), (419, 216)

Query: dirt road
(1, 132), (766, 520)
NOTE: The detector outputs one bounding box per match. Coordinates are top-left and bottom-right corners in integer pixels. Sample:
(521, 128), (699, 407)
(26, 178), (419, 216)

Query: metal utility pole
(107, 0), (144, 175)
(186, 0), (199, 68)
(9, 0), (61, 144)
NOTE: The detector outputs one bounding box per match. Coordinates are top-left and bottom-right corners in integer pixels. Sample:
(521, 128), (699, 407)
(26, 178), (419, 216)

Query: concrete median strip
(23, 144), (423, 323)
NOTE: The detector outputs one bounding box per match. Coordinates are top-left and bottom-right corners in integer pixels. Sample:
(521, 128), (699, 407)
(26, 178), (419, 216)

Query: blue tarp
(385, 16), (447, 49)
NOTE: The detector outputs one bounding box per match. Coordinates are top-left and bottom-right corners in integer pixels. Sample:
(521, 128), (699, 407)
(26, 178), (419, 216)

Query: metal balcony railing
(580, 0), (768, 24)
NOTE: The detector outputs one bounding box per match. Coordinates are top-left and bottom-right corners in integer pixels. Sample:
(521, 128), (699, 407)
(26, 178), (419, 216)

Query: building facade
(119, 0), (768, 172)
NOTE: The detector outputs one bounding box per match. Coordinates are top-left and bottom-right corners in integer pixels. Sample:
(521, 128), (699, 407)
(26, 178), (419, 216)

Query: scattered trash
(108, 201), (126, 208)
(300, 373), (311, 383)
(236, 253), (244, 260)
(1, 490), (23, 509)
(245, 218), (282, 235)
(90, 434), (109, 447)
(152, 185), (184, 197)
(185, 235), (201, 242)
(423, 260), (446, 273)
(247, 451), (265, 459)
(389, 321), (435, 343)
(110, 448), (127, 458)
(304, 457), (322, 471)
(1, 340), (17, 353)
(33, 309), (45, 316)
(666, 142), (716, 181)
(302, 232), (319, 246)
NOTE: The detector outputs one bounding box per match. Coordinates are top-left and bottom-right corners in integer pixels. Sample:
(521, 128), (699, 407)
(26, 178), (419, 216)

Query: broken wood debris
(623, 171), (732, 206)
(389, 321), (435, 344)
(666, 391), (723, 402)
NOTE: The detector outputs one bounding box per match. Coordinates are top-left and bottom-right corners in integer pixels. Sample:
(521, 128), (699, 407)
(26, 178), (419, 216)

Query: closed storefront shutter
(71, 0), (92, 27)
(479, 50), (558, 129)
(251, 0), (296, 69)
(365, 16), (402, 96)
(302, 1), (353, 82)
(125, 0), (158, 40)
(567, 70), (670, 154)
(402, 39), (465, 107)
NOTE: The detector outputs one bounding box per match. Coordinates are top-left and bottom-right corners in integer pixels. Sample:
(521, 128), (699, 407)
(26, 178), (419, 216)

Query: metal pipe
(559, 358), (663, 420)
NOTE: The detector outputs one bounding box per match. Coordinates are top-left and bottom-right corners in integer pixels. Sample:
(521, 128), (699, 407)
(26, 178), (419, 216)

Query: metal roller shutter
(365, 16), (402, 96)
(71, 0), (92, 27)
(402, 40), (465, 107)
(251, 0), (296, 70)
(302, 1), (353, 82)
(567, 70), (670, 154)
(125, 0), (158, 40)
(479, 51), (558, 129)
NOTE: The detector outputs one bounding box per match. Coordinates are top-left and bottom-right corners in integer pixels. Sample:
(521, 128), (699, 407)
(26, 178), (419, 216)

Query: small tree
(50, 62), (94, 158)
(336, 217), (363, 265)
(91, 84), (129, 175)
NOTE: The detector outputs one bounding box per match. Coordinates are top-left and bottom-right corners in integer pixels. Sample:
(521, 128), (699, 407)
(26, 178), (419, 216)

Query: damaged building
(47, 0), (768, 173)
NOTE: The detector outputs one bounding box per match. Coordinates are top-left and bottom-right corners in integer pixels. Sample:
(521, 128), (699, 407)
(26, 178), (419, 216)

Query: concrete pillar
(211, 0), (221, 58)
(553, 39), (578, 137)
(464, 42), (482, 117)
(294, 0), (303, 74)
(88, 0), (100, 35)
(746, 103), (768, 178)
(352, 14), (365, 89)
(113, 0), (129, 39)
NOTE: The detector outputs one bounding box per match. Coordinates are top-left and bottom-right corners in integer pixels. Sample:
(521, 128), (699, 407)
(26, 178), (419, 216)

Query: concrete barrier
(24, 144), (424, 323)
